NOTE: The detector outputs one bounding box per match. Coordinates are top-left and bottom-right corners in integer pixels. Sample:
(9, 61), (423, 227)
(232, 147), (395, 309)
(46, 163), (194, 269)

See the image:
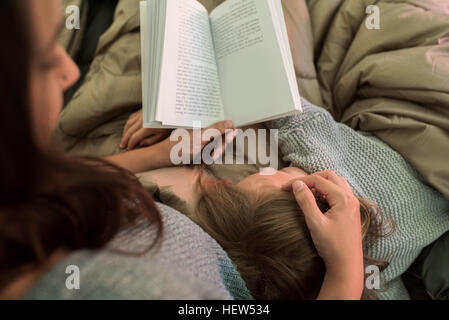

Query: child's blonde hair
(193, 177), (394, 300)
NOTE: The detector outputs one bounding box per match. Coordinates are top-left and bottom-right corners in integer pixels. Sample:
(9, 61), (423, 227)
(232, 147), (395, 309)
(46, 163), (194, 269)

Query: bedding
(56, 0), (449, 201)
(56, 0), (449, 299)
(408, 231), (449, 300)
(64, 0), (119, 104)
(266, 98), (449, 299)
(307, 0), (449, 202)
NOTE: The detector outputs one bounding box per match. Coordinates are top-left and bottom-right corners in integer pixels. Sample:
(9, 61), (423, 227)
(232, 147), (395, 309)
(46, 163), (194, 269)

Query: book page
(210, 0), (300, 126)
(142, 1), (166, 128)
(156, 0), (224, 128)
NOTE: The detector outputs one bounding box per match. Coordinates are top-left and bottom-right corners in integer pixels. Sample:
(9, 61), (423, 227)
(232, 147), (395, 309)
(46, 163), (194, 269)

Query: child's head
(194, 170), (392, 299)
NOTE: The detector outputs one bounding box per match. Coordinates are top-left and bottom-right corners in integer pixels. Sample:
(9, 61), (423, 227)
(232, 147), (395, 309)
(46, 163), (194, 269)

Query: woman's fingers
(139, 134), (165, 147)
(283, 170), (355, 205)
(283, 170), (341, 190)
(200, 121), (235, 148)
(121, 120), (141, 149)
(291, 180), (324, 227)
(127, 110), (140, 124)
(129, 129), (172, 149)
(121, 111), (142, 148)
(284, 175), (347, 208)
(314, 170), (341, 186)
(128, 129), (152, 150)
(205, 120), (234, 135)
(284, 172), (363, 280)
(210, 129), (238, 161)
(122, 112), (140, 135)
(314, 170), (353, 194)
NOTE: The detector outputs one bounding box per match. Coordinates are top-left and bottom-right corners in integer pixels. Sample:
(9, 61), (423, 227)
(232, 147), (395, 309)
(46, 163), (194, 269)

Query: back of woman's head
(0, 1), (161, 291)
(195, 178), (392, 300)
(0, 1), (38, 202)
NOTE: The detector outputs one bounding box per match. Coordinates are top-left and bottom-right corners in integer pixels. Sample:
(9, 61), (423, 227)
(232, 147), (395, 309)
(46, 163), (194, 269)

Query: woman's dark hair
(0, 1), (162, 290)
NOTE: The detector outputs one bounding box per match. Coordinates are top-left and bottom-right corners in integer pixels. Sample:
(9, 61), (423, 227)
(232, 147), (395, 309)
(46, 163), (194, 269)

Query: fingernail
(292, 181), (304, 193)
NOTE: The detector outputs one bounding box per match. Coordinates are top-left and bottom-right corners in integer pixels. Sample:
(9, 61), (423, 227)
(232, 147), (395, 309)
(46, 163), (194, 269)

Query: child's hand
(120, 110), (171, 150)
(282, 170), (364, 279)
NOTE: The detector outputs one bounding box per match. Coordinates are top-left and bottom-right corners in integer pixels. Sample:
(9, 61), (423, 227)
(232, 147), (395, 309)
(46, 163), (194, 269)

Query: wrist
(326, 255), (364, 278)
(153, 139), (174, 168)
(326, 263), (364, 281)
(325, 262), (364, 297)
(324, 247), (364, 277)
(317, 268), (364, 300)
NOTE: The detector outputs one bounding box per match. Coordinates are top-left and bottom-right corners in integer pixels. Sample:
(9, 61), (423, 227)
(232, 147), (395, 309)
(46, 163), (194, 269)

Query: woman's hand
(109, 120), (236, 174)
(120, 109), (171, 150)
(282, 170), (364, 299)
(159, 120), (237, 165)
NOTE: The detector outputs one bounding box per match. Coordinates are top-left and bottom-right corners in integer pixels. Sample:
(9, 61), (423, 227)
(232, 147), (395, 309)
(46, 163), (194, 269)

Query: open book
(140, 0), (302, 128)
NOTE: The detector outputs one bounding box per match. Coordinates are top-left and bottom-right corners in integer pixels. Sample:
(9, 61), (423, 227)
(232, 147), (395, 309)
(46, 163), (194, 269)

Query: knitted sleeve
(267, 99), (374, 197)
(266, 99), (449, 300)
(23, 203), (253, 300)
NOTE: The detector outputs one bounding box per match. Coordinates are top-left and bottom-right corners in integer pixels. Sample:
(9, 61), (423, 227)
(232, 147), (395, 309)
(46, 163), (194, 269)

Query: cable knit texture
(266, 99), (449, 300)
(23, 203), (253, 300)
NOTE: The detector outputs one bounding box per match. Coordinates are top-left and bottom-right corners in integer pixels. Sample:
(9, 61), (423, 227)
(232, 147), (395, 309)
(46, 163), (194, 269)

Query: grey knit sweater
(23, 203), (253, 300)
(266, 99), (449, 300)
